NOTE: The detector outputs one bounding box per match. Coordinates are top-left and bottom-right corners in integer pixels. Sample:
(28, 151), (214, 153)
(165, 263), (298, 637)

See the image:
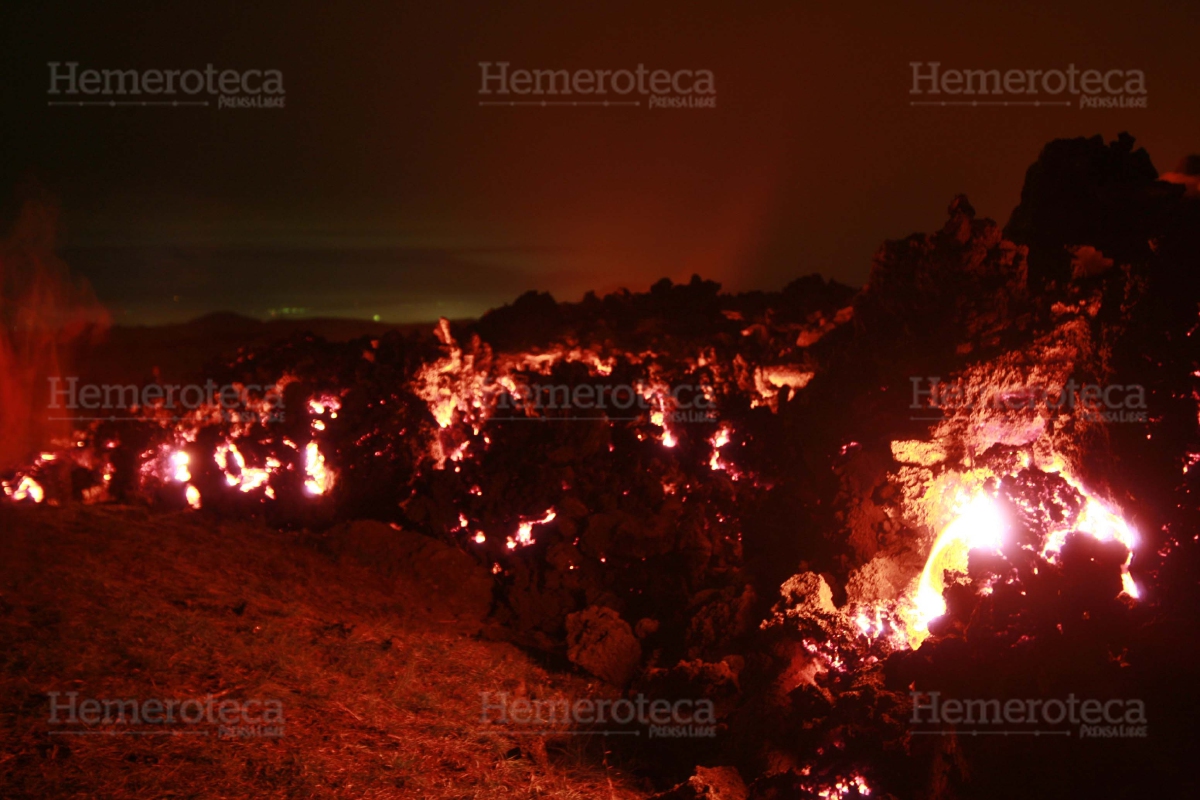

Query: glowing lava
(215, 442), (277, 493)
(1041, 477), (1139, 599)
(171, 451), (191, 483)
(6, 475), (45, 503)
(710, 424), (732, 470)
(507, 508), (557, 549)
(898, 463), (1141, 649)
(908, 493), (1005, 647)
(304, 442), (334, 495)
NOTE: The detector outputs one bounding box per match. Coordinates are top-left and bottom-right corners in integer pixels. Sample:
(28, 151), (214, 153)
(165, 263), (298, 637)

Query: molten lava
(907, 493), (1005, 647)
(895, 459), (1140, 649)
(303, 441), (333, 495)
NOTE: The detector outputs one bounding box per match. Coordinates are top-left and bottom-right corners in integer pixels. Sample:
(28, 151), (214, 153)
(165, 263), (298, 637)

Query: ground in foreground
(0, 505), (645, 799)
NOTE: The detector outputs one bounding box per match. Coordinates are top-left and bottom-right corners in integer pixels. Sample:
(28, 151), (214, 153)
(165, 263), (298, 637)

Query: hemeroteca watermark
(480, 692), (717, 738)
(477, 62), (716, 109)
(46, 377), (286, 423)
(909, 62), (1147, 109)
(47, 62), (285, 109)
(910, 691), (1147, 738)
(47, 692), (285, 739)
(909, 377), (1148, 423)
(492, 379), (717, 423)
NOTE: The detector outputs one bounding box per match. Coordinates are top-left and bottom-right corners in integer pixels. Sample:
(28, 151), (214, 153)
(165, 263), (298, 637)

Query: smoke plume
(0, 191), (109, 471)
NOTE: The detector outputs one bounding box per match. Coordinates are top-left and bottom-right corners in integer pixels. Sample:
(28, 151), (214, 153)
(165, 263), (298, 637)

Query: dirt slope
(0, 505), (645, 799)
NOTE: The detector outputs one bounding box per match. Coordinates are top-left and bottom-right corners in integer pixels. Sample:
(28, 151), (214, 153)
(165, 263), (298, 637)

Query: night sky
(2, 1), (1197, 324)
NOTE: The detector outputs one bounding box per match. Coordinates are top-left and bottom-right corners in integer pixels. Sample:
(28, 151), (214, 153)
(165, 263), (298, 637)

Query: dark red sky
(2, 0), (1196, 323)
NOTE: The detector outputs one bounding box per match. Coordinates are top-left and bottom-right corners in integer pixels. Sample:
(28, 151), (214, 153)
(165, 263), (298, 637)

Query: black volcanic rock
(1004, 132), (1179, 287)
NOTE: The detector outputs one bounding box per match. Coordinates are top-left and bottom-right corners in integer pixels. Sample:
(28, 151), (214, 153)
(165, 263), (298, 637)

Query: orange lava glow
(5, 475), (45, 503)
(508, 508), (557, 549)
(904, 493), (1005, 647)
(304, 441), (334, 495)
(895, 455), (1140, 649)
(171, 451), (191, 483)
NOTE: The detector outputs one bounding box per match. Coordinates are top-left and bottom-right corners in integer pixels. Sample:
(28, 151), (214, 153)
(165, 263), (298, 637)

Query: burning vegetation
(4, 134), (1200, 797)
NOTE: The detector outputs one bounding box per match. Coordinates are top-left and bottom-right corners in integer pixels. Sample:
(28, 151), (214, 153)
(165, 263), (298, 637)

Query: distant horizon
(59, 242), (865, 327)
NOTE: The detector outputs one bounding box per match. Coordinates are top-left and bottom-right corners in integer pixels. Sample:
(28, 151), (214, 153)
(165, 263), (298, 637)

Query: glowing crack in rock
(215, 443), (277, 493)
(649, 408), (676, 448)
(507, 509), (557, 549)
(710, 424), (732, 470)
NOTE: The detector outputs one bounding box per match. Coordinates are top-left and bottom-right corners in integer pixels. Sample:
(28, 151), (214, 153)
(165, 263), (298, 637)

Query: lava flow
(3, 134), (1198, 798)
